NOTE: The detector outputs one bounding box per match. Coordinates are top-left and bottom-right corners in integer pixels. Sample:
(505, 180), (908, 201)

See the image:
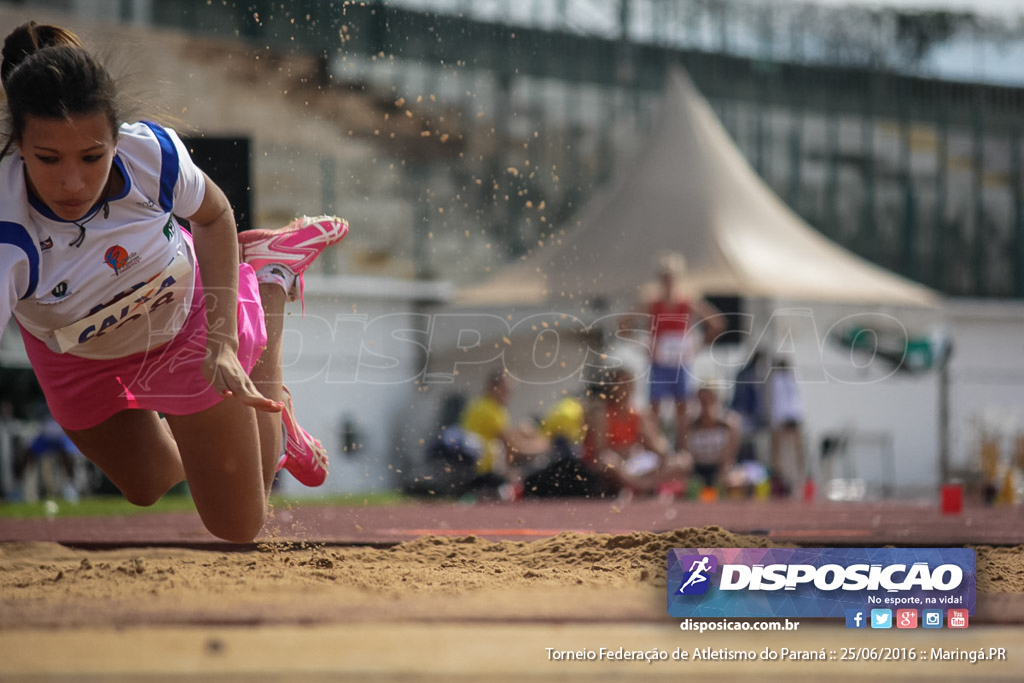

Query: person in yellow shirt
(460, 370), (549, 496)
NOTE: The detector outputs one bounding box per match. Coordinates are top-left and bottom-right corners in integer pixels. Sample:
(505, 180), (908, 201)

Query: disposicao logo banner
(667, 548), (975, 618)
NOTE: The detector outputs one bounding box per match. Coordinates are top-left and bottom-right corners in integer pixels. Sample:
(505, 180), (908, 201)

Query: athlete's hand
(202, 339), (283, 413)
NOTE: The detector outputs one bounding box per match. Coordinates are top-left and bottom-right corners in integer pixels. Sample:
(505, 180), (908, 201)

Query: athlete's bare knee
(201, 511), (266, 544)
(118, 481), (175, 508)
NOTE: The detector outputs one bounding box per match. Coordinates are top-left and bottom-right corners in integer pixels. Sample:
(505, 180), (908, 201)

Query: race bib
(52, 248), (195, 359)
(653, 331), (689, 366)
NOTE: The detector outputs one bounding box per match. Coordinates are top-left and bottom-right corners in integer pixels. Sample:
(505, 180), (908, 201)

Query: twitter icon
(870, 609), (892, 629)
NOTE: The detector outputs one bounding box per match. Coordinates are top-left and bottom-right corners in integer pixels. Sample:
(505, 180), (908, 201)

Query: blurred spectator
(0, 399), (17, 500)
(581, 368), (692, 498)
(539, 395), (587, 455)
(730, 350), (769, 463)
(17, 408), (85, 503)
(460, 369), (549, 497)
(405, 393), (484, 499)
(769, 357), (806, 497)
(523, 395), (608, 498)
(606, 315), (651, 409)
(684, 384), (740, 490)
(640, 251), (724, 450)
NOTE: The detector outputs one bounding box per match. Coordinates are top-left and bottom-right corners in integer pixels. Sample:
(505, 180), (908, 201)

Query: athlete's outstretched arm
(187, 173), (280, 413)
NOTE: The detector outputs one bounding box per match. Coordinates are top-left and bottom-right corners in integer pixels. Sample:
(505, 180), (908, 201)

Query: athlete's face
(18, 112), (116, 222)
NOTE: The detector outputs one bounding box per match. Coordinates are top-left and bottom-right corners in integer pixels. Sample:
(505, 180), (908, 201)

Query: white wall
(758, 298), (943, 496)
(703, 297), (1023, 497)
(280, 289), (1024, 499)
(944, 299), (1024, 479)
(275, 275), (451, 496)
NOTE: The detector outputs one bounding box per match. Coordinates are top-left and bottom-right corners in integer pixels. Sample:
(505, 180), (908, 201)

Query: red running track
(1, 497), (1021, 548)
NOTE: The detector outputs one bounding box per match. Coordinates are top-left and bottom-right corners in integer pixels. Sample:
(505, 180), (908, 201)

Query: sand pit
(0, 527), (787, 629)
(2, 517), (1023, 681)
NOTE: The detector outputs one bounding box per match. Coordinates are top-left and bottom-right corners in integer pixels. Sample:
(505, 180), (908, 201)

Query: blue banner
(667, 548), (975, 618)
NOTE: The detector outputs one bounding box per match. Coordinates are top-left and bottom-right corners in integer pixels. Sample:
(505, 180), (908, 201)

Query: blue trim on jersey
(26, 156), (130, 223)
(27, 188), (106, 224)
(141, 121), (179, 212)
(0, 221), (40, 299)
(108, 156), (131, 201)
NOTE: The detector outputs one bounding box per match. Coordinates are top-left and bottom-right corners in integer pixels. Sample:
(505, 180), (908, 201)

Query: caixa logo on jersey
(667, 548), (976, 618)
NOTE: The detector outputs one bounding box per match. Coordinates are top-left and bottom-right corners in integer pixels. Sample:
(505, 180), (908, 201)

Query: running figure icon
(679, 556), (712, 593)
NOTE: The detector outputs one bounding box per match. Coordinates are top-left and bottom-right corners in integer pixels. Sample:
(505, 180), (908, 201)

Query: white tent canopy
(448, 70), (953, 497)
(458, 67), (940, 311)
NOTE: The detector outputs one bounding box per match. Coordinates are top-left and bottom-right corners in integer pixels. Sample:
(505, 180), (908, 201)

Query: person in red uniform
(581, 368), (691, 497)
(642, 252), (724, 450)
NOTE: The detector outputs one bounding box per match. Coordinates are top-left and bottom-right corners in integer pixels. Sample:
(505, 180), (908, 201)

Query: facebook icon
(845, 609), (867, 629)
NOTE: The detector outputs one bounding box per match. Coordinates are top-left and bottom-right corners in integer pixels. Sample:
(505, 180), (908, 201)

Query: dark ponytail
(1, 21), (83, 87)
(1, 21), (120, 159)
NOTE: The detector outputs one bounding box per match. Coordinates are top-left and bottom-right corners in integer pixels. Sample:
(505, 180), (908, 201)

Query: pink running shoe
(276, 386), (329, 487)
(238, 215), (349, 305)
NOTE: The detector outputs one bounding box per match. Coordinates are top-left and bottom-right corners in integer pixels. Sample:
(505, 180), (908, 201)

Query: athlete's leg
(672, 369), (691, 451)
(164, 399), (267, 543)
(673, 398), (689, 451)
(63, 410), (185, 507)
(64, 340), (283, 542)
(155, 284), (288, 541)
(239, 216), (346, 489)
(249, 282), (286, 492)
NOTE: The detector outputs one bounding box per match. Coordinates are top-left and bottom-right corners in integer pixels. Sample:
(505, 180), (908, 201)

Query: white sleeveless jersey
(0, 121), (206, 359)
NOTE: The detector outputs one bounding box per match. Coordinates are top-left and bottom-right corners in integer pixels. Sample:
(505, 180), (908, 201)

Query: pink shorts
(20, 262), (268, 431)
